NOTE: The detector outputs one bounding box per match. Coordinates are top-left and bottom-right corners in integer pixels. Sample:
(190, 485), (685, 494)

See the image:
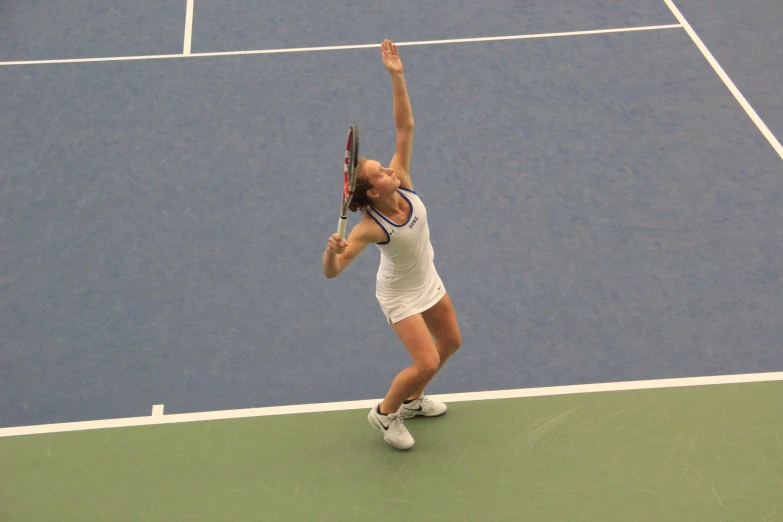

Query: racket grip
(337, 216), (347, 238)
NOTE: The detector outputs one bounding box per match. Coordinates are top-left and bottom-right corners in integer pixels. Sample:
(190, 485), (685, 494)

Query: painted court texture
(1, 0), (781, 519)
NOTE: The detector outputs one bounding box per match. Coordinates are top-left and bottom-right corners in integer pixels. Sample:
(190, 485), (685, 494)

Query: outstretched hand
(381, 39), (403, 74)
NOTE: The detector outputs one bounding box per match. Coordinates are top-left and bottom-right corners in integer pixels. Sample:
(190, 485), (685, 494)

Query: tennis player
(322, 40), (462, 450)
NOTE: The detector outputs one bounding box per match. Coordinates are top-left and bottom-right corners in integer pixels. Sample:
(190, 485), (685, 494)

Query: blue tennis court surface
(0, 0), (185, 62)
(675, 0), (783, 140)
(0, 0), (780, 429)
(191, 0), (675, 52)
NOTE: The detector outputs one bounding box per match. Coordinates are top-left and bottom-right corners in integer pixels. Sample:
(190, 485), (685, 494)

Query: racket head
(341, 123), (360, 216)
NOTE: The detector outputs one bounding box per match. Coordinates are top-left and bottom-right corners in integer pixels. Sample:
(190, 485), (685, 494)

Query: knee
(445, 332), (462, 355)
(416, 352), (440, 376)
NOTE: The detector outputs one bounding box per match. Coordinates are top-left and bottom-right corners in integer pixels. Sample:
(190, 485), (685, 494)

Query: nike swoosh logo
(404, 406), (423, 412)
(377, 417), (390, 430)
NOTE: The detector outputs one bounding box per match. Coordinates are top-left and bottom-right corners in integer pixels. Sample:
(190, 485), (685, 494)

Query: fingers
(381, 39), (402, 73)
(327, 234), (348, 254)
(381, 39), (398, 57)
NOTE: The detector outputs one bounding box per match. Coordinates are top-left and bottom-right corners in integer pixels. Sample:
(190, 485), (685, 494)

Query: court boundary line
(2, 371), (782, 438)
(662, 0), (783, 161)
(0, 24), (681, 67)
(183, 0), (195, 55)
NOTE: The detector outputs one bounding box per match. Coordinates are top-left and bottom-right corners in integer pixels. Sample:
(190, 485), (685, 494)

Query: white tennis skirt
(375, 263), (447, 324)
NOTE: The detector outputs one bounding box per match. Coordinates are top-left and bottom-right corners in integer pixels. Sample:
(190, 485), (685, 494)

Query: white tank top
(367, 188), (435, 291)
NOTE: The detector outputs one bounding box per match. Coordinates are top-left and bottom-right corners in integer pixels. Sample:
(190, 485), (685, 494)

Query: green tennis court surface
(3, 380), (780, 521)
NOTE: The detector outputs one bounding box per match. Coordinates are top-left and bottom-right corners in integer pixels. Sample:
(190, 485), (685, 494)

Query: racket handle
(337, 216), (347, 238)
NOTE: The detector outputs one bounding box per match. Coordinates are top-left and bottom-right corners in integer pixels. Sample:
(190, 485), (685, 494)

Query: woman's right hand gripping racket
(337, 124), (359, 238)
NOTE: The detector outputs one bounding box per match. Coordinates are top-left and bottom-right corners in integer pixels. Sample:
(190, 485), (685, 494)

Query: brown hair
(348, 157), (374, 214)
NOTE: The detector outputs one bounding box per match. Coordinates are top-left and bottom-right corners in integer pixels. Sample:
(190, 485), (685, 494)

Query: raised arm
(382, 40), (415, 190)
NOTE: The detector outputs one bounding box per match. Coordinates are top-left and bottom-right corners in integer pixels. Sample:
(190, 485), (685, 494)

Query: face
(364, 159), (400, 198)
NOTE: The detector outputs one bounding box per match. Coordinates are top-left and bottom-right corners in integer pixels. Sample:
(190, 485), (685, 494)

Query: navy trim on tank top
(372, 190), (414, 228)
(366, 211), (391, 245)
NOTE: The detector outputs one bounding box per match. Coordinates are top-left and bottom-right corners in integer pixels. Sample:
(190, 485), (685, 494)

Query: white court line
(1, 371), (781, 438)
(662, 0), (783, 161)
(0, 24), (681, 67)
(183, 0), (195, 55)
(151, 404), (165, 417)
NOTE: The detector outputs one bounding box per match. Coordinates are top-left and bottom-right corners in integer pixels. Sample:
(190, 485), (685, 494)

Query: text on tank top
(367, 189), (435, 290)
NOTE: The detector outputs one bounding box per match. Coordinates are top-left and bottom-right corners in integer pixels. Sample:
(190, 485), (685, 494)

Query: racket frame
(337, 124), (359, 238)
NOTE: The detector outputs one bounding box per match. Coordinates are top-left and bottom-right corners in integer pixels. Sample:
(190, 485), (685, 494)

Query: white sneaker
(398, 396), (448, 418)
(367, 405), (415, 450)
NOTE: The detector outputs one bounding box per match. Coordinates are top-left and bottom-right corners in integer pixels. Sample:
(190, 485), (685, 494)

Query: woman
(322, 40), (462, 450)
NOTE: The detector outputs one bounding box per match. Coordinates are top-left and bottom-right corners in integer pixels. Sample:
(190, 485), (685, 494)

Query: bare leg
(407, 293), (462, 399)
(378, 313), (440, 415)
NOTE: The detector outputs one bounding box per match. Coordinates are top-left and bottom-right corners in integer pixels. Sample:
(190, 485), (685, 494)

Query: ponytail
(348, 158), (374, 214)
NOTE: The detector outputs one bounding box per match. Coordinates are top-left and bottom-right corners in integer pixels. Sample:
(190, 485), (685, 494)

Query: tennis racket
(337, 123), (359, 238)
